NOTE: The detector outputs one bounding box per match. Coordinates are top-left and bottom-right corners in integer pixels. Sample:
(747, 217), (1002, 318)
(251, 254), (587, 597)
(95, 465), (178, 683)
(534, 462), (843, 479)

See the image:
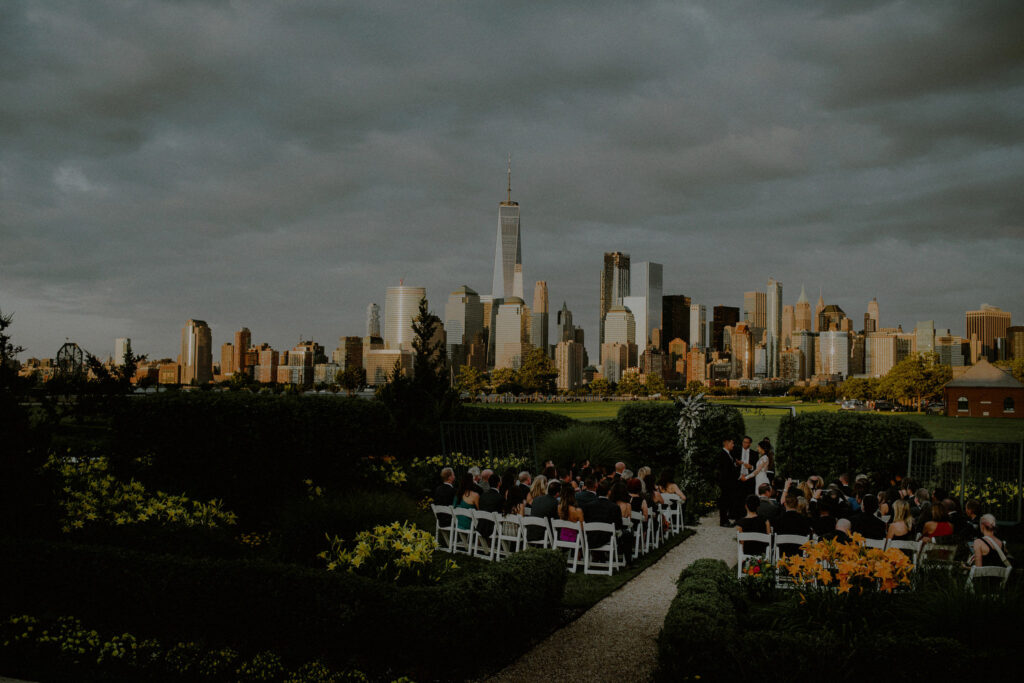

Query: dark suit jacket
(433, 483), (455, 506)
(734, 447), (758, 494)
(530, 495), (558, 519)
(575, 490), (598, 506)
(757, 497), (782, 523)
(516, 483), (531, 500)
(851, 514), (887, 540)
(583, 497), (624, 547)
(776, 510), (813, 537)
(479, 488), (504, 513)
(718, 448), (738, 488)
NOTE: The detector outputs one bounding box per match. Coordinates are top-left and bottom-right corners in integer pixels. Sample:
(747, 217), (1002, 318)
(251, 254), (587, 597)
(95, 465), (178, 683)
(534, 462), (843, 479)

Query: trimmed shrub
(459, 405), (575, 440)
(777, 411), (932, 481)
(614, 402), (681, 472)
(110, 393), (395, 525)
(0, 537), (565, 681)
(538, 424), (628, 469)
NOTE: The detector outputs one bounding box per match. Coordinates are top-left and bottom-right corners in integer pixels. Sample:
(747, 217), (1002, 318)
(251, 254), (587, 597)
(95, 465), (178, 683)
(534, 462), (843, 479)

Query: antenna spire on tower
(506, 153), (512, 203)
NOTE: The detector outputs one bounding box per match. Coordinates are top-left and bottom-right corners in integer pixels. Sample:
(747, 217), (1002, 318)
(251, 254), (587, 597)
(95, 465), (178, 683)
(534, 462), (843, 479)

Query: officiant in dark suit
(731, 436), (757, 518)
(718, 438), (739, 527)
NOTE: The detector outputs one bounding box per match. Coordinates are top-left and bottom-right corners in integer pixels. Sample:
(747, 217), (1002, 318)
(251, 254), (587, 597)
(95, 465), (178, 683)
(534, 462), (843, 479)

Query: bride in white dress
(751, 442), (772, 491)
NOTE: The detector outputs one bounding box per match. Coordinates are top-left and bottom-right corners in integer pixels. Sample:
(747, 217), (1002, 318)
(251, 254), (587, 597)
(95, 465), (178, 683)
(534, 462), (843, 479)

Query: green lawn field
(485, 399), (1024, 445)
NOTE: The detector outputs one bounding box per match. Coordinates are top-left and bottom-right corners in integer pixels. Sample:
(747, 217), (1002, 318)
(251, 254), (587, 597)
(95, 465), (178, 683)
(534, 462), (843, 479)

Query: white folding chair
(583, 522), (619, 575)
(736, 531), (773, 579)
(660, 494), (683, 535)
(496, 514), (525, 559)
(772, 533), (810, 589)
(471, 510), (500, 561)
(631, 511), (646, 557)
(919, 538), (957, 564)
(451, 508), (477, 555)
(646, 511), (660, 552)
(887, 539), (919, 565)
(863, 537), (887, 550)
(966, 566), (1012, 591)
(551, 519), (584, 573)
(430, 504), (455, 552)
(522, 516), (553, 549)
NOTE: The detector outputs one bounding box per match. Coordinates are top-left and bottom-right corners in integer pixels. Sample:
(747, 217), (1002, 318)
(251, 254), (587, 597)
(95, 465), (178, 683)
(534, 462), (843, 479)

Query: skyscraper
(444, 286), (484, 369)
(219, 342), (234, 376)
(557, 301), (574, 343)
(555, 340), (584, 391)
(661, 294), (691, 352)
(795, 285), (812, 332)
(730, 322), (753, 379)
(628, 262), (662, 348)
(180, 319), (212, 385)
(530, 281), (549, 353)
(865, 298), (880, 333)
(599, 252), (630, 344)
(793, 330), (816, 381)
(915, 320), (936, 354)
(814, 289), (825, 332)
(818, 331), (850, 377)
(743, 291), (766, 330)
(966, 304), (1011, 361)
(233, 327), (251, 376)
(492, 156), (523, 300)
(494, 297), (527, 370)
(781, 305), (795, 350)
(366, 303), (381, 338)
(384, 285), (426, 352)
(602, 305), (637, 368)
(689, 304), (707, 349)
(712, 305), (740, 353)
(113, 337), (130, 366)
(765, 278), (783, 378)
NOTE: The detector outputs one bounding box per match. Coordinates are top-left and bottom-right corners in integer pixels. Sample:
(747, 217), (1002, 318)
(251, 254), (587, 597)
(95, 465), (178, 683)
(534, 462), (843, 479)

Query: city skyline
(2, 2), (1022, 362)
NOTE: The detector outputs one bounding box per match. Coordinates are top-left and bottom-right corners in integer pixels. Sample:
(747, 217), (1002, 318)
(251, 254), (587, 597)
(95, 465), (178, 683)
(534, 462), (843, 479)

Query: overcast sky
(2, 0), (1022, 363)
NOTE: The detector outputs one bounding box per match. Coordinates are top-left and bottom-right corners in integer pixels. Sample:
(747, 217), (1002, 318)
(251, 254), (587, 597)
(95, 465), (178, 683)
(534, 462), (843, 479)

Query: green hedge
(0, 537), (566, 681)
(614, 402), (681, 472)
(110, 393), (395, 525)
(777, 411), (932, 481)
(459, 405), (575, 439)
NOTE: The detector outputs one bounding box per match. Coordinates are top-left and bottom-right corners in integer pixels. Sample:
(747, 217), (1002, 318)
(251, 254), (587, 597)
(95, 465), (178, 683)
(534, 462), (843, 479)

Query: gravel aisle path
(487, 516), (736, 683)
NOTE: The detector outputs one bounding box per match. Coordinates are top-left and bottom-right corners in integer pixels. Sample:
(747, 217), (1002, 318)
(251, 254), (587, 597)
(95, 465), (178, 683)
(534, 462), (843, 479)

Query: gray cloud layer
(2, 0), (1022, 361)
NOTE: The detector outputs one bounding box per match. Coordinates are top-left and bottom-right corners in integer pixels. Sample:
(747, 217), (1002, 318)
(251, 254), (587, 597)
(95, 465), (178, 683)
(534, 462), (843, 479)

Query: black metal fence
(907, 439), (1023, 522)
(439, 421), (538, 472)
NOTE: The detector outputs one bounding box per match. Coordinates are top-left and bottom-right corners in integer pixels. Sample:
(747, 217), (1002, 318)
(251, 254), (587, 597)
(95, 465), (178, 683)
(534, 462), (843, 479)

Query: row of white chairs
(431, 496), (686, 576)
(736, 531), (1012, 589)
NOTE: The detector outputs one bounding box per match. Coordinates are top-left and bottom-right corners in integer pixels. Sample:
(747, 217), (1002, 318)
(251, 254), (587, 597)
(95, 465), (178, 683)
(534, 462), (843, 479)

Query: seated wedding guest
(527, 475), (548, 506)
(433, 467), (456, 506)
(756, 483), (781, 523)
(877, 491), (891, 519)
(468, 466), (484, 494)
(504, 488), (526, 516)
(796, 496), (810, 517)
(637, 466), (652, 487)
(775, 493), (812, 557)
(543, 464), (557, 481)
(656, 468), (686, 502)
(558, 468), (578, 492)
(576, 477), (598, 507)
(943, 498), (969, 536)
(973, 514), (1011, 568)
(583, 480), (624, 551)
(479, 474), (505, 513)
(627, 478), (650, 522)
(851, 494), (886, 540)
(737, 495), (771, 556)
(609, 481), (635, 561)
(965, 499), (982, 536)
(614, 461), (627, 478)
(911, 487), (931, 526)
(642, 473), (664, 508)
(811, 497), (837, 538)
(516, 471), (532, 500)
(454, 473), (480, 530)
(887, 499), (914, 542)
(821, 518), (852, 544)
(530, 481), (560, 519)
(557, 487), (584, 543)
(479, 468), (494, 491)
(921, 503), (954, 542)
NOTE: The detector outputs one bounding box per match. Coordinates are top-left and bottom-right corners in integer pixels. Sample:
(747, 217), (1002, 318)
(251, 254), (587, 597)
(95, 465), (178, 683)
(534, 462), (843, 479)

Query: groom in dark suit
(733, 436), (757, 515)
(718, 438), (739, 527)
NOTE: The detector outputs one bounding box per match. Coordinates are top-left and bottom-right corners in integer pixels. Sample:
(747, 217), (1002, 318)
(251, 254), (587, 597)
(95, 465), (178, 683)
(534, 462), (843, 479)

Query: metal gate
(440, 421), (538, 472)
(907, 439), (1023, 522)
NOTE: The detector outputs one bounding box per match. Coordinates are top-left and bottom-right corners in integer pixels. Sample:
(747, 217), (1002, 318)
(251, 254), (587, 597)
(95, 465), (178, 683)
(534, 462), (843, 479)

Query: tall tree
(645, 372), (667, 396)
(617, 372), (643, 396)
(516, 347), (558, 394)
(490, 367), (519, 394)
(455, 365), (487, 396)
(588, 377), (612, 397)
(336, 366), (367, 396)
(0, 309), (25, 391)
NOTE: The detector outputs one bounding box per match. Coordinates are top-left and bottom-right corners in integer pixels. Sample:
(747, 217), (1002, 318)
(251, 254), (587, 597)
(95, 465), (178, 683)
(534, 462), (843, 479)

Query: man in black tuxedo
(718, 438), (738, 527)
(850, 494), (886, 540)
(479, 474), (504, 513)
(583, 480), (625, 547)
(516, 471), (532, 500)
(735, 435), (758, 499)
(575, 477), (598, 507)
(433, 467), (456, 506)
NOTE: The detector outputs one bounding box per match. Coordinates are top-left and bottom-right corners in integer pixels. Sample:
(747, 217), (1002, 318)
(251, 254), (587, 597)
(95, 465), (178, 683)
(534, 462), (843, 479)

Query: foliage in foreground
(0, 614), (381, 683)
(319, 521), (456, 585)
(538, 423), (628, 469)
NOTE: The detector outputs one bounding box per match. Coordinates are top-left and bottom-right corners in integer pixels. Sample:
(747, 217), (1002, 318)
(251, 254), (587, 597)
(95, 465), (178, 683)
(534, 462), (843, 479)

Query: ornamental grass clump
(46, 454), (237, 533)
(777, 533), (913, 594)
(318, 521), (456, 585)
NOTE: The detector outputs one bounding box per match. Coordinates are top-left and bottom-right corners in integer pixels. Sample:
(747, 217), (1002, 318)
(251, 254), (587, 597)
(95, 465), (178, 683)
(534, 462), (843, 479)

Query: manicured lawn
(497, 398), (1024, 445)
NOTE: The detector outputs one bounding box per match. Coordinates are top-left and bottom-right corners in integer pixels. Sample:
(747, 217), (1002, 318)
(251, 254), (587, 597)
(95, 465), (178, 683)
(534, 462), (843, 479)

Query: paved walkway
(488, 516), (736, 683)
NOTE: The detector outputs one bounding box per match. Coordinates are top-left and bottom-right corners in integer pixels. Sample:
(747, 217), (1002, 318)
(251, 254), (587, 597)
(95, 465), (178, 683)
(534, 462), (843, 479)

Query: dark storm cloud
(1, 0), (1022, 360)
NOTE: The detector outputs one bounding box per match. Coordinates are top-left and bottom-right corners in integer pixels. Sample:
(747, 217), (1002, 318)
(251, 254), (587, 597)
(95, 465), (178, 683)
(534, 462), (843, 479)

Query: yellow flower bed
(46, 454), (237, 533)
(318, 521), (456, 585)
(777, 534), (913, 594)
